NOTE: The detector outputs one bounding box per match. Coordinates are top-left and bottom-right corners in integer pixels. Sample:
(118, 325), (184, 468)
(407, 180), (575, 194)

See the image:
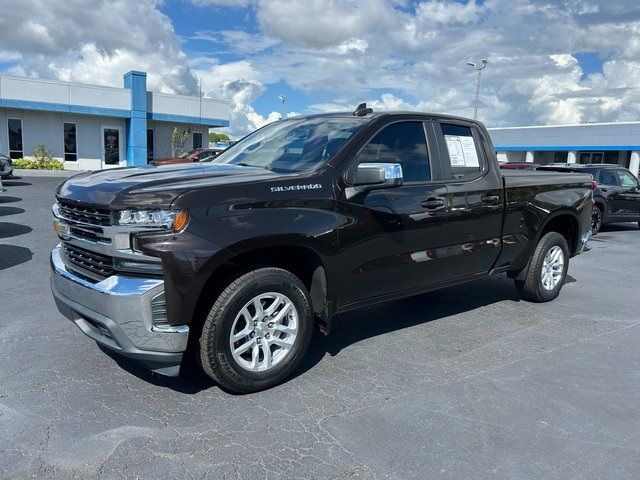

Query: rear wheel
(591, 206), (602, 235)
(515, 232), (569, 302)
(199, 268), (313, 393)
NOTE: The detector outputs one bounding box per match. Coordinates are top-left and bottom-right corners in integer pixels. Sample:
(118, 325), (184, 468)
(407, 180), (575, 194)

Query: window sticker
(444, 135), (480, 167)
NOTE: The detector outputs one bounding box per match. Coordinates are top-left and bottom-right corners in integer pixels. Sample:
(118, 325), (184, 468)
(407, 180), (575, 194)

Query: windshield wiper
(237, 162), (272, 171)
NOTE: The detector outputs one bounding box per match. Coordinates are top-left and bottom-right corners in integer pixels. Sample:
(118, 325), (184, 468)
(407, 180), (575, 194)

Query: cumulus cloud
(0, 0), (198, 94)
(3, 0), (640, 134)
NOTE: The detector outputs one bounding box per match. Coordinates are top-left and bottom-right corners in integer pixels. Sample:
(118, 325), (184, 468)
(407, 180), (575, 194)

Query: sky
(1, 0), (640, 137)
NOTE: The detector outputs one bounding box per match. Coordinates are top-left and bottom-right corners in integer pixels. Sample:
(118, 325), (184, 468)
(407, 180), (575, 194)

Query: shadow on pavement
(0, 244), (33, 270)
(108, 275), (525, 395)
(0, 222), (32, 239)
(100, 346), (215, 394)
(0, 196), (22, 204)
(599, 223), (639, 233)
(2, 180), (32, 187)
(0, 206), (25, 217)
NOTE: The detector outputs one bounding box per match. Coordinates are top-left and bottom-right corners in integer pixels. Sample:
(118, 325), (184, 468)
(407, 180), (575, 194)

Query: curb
(12, 169), (87, 178)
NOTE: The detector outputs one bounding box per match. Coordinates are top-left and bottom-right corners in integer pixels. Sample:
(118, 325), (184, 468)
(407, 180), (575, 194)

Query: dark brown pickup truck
(51, 106), (593, 393)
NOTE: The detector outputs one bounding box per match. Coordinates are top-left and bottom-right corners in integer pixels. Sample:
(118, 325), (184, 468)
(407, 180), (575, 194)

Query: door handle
(481, 193), (500, 204)
(421, 197), (445, 209)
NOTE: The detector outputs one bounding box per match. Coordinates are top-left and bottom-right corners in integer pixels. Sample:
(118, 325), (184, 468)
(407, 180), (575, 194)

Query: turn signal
(173, 210), (189, 232)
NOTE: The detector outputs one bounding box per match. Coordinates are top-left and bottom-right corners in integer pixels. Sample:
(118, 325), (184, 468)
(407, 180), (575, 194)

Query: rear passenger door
(615, 169), (640, 218)
(431, 121), (505, 278)
(597, 169), (624, 218)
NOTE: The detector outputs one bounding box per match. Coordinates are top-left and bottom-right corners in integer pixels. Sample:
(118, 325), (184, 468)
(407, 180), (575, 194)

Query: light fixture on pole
(278, 95), (286, 119)
(466, 59), (488, 120)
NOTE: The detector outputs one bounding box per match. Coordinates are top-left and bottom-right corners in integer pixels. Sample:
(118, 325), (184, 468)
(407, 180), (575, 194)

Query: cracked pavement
(1, 177), (639, 479)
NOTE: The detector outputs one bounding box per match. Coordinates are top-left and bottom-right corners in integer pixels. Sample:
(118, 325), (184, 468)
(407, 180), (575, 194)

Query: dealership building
(489, 122), (640, 177)
(0, 71), (229, 170)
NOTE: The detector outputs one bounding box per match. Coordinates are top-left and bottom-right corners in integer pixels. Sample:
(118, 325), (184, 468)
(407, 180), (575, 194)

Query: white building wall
(1, 108), (127, 170)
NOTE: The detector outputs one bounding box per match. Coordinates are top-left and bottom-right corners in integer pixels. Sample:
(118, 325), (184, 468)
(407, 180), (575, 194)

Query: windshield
(179, 149), (198, 158)
(207, 117), (365, 173)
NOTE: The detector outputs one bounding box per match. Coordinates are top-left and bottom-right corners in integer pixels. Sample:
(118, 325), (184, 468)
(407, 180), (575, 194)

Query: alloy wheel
(229, 292), (298, 372)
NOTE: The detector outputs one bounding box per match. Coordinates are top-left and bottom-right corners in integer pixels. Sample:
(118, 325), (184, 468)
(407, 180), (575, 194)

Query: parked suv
(538, 164), (640, 234)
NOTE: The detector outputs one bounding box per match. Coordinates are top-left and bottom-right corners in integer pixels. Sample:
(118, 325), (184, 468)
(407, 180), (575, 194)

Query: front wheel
(199, 268), (313, 393)
(515, 232), (569, 302)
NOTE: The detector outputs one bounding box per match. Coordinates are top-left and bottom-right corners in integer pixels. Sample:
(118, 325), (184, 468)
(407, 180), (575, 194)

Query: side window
(439, 123), (485, 181)
(598, 170), (619, 186)
(617, 170), (638, 188)
(354, 122), (430, 182)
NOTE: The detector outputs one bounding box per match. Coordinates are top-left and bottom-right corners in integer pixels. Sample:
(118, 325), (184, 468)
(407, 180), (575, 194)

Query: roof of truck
(289, 110), (482, 125)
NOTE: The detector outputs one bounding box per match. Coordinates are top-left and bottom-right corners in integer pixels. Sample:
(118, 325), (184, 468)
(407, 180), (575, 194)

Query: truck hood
(56, 162), (280, 207)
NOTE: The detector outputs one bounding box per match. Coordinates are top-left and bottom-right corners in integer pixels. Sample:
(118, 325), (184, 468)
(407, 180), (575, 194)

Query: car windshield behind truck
(209, 117), (364, 173)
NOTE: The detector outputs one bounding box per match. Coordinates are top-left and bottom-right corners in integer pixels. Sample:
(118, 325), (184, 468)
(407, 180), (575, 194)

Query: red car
(499, 162), (541, 171)
(150, 148), (223, 166)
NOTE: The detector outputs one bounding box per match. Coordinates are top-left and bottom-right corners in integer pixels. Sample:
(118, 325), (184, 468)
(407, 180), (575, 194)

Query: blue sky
(1, 0), (638, 135)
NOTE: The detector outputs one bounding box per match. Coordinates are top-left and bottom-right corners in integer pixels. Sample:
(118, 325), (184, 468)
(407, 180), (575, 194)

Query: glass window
(147, 129), (154, 162)
(193, 132), (203, 149)
(617, 170), (638, 188)
(8, 118), (23, 159)
(598, 169), (618, 186)
(212, 117), (365, 173)
(354, 122), (430, 182)
(440, 123), (484, 180)
(103, 128), (120, 165)
(63, 122), (77, 162)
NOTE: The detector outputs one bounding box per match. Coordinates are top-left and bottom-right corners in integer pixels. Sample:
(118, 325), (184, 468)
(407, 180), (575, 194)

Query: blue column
(123, 71), (147, 167)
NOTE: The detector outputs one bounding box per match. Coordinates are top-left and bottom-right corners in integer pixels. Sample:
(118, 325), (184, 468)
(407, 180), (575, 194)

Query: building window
(63, 122), (77, 162)
(147, 129), (154, 162)
(193, 132), (203, 149)
(103, 127), (121, 165)
(8, 118), (23, 159)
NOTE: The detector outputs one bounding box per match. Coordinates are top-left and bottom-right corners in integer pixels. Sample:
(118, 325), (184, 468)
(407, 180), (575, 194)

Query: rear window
(598, 170), (618, 186)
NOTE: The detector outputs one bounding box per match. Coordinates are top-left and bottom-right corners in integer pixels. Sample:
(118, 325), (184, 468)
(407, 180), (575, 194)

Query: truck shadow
(110, 274), (534, 395)
(295, 275), (523, 378)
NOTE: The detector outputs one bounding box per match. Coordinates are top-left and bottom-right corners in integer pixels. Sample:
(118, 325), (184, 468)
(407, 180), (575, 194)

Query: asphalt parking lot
(1, 176), (639, 480)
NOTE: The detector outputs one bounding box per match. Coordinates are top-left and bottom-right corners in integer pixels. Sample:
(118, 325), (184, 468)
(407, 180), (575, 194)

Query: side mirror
(353, 163), (403, 189)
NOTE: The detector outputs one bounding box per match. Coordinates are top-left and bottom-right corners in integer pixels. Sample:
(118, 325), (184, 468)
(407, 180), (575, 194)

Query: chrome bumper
(50, 244), (188, 376)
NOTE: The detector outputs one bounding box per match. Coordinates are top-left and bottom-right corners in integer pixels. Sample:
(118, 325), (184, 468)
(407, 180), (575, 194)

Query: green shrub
(33, 144), (54, 167)
(13, 158), (64, 170)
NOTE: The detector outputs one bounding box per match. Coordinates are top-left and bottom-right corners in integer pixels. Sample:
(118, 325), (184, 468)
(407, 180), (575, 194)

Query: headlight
(116, 209), (189, 232)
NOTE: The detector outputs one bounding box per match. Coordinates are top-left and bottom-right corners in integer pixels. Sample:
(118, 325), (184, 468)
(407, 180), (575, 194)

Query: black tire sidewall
(203, 270), (313, 392)
(592, 207), (602, 234)
(531, 233), (569, 301)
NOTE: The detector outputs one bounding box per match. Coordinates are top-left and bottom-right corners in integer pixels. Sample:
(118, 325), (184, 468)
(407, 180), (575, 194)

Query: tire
(199, 268), (313, 393)
(515, 232), (569, 302)
(591, 206), (602, 235)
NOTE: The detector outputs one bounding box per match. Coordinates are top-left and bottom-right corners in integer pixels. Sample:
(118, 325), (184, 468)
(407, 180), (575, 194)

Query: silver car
(0, 154), (13, 179)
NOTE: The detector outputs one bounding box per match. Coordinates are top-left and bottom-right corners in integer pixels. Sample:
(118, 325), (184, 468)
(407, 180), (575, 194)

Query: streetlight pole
(278, 95), (286, 119)
(466, 59), (488, 120)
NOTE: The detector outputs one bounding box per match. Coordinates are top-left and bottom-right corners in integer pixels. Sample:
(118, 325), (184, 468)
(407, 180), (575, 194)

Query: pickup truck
(50, 106), (593, 393)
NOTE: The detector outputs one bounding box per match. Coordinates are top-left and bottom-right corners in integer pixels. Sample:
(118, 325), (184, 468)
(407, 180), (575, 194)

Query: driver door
(336, 120), (452, 307)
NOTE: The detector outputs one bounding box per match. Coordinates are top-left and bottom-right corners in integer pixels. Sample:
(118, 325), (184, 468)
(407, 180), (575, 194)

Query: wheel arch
(190, 237), (333, 347)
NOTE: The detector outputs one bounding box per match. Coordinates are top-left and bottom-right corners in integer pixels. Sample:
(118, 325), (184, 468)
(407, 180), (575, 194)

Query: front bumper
(50, 244), (189, 376)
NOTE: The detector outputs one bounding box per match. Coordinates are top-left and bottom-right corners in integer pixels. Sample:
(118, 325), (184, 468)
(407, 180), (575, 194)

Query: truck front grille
(57, 199), (111, 226)
(63, 243), (115, 278)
